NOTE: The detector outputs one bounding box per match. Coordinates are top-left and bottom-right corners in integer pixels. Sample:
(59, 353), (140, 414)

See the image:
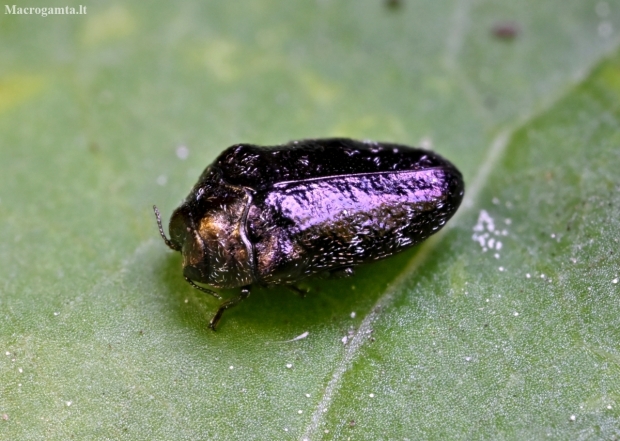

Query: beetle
(154, 138), (464, 329)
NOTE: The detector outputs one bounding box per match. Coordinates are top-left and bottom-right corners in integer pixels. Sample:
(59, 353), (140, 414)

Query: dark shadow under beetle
(154, 243), (427, 332)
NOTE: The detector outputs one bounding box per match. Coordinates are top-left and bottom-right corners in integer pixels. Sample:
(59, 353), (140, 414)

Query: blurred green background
(1, 1), (620, 439)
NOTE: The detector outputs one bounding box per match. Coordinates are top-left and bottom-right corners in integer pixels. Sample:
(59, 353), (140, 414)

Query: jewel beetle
(154, 138), (464, 330)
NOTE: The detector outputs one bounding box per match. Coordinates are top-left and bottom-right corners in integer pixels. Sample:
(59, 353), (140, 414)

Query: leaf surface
(1, 1), (620, 439)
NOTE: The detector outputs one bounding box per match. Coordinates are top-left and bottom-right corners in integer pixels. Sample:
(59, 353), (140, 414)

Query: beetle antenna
(153, 205), (179, 251)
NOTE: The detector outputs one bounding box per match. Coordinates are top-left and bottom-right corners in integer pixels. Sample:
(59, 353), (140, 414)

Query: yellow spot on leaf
(81, 5), (136, 46)
(0, 75), (46, 114)
(330, 115), (406, 139)
(186, 38), (286, 83)
(299, 72), (339, 105)
(598, 62), (620, 102)
(194, 39), (241, 82)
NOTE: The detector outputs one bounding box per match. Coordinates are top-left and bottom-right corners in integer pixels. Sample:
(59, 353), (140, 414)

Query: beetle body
(155, 138), (464, 329)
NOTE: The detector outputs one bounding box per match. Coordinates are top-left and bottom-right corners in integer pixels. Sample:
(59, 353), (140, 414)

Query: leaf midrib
(298, 38), (620, 439)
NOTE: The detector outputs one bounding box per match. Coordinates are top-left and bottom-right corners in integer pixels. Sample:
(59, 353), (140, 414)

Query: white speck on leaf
(176, 145), (189, 159)
(473, 210), (507, 254)
(281, 331), (309, 343)
(419, 136), (433, 149)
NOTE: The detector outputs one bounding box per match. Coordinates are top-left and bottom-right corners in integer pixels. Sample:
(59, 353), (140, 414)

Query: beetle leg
(184, 276), (222, 300)
(329, 267), (355, 279)
(286, 285), (309, 298)
(209, 286), (251, 331)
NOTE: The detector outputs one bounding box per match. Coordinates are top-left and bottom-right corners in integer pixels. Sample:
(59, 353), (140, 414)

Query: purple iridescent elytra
(154, 138), (464, 329)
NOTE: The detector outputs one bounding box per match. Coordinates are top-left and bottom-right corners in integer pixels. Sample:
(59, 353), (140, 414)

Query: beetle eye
(181, 227), (205, 268)
(169, 208), (207, 272)
(169, 209), (189, 251)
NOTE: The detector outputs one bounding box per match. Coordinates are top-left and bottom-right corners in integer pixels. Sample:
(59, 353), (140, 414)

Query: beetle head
(153, 204), (207, 282)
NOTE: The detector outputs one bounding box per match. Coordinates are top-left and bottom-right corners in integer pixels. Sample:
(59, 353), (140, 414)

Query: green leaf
(1, 1), (619, 439)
